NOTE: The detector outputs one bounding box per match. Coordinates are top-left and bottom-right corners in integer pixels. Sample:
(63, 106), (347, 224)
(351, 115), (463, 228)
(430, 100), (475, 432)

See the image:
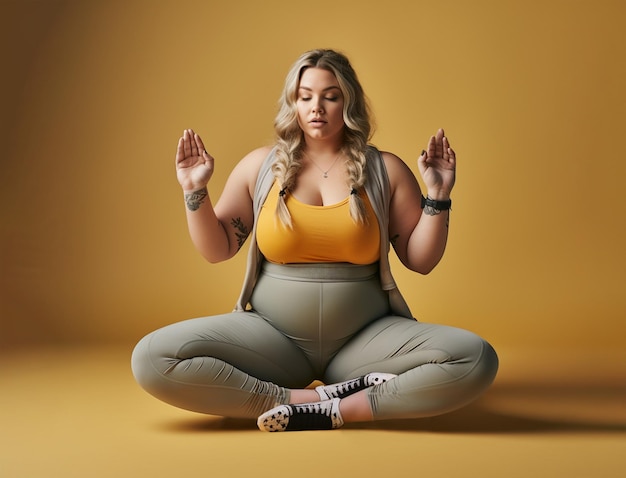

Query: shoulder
(366, 148), (412, 175)
(235, 146), (274, 172)
(377, 150), (420, 194)
(378, 150), (411, 173)
(230, 145), (274, 181)
(216, 146), (275, 214)
(227, 145), (274, 197)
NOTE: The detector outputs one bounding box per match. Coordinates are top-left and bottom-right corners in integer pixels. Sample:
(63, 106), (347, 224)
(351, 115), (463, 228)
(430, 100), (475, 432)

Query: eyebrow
(298, 85), (341, 92)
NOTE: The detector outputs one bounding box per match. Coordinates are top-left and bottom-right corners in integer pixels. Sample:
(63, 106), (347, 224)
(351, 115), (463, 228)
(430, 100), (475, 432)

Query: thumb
(417, 149), (427, 166)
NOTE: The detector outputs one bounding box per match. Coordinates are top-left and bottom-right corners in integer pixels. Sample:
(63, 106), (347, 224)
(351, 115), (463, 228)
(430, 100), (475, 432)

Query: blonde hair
(272, 49), (374, 227)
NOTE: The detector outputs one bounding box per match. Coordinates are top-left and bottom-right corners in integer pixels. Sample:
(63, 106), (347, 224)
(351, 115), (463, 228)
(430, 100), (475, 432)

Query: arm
(175, 129), (269, 263)
(387, 128), (456, 274)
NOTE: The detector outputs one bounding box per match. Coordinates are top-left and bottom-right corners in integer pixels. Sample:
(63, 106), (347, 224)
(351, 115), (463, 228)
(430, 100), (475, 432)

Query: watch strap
(421, 196), (452, 211)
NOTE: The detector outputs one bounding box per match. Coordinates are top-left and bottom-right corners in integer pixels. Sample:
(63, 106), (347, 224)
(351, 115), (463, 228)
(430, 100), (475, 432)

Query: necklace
(306, 152), (342, 178)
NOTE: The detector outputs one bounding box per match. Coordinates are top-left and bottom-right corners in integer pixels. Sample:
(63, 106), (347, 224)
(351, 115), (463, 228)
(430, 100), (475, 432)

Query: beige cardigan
(234, 146), (413, 319)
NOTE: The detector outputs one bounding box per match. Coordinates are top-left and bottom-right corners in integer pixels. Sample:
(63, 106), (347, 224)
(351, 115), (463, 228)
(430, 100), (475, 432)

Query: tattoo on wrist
(184, 187), (208, 211)
(231, 217), (249, 250)
(423, 205), (450, 228)
(423, 205), (442, 216)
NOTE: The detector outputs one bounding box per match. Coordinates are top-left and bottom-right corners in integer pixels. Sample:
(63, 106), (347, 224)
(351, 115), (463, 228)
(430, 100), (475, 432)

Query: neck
(302, 137), (344, 157)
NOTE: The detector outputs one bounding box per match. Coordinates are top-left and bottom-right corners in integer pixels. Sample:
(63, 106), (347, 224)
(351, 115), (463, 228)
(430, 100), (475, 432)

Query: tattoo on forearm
(184, 187), (208, 211)
(231, 217), (249, 250)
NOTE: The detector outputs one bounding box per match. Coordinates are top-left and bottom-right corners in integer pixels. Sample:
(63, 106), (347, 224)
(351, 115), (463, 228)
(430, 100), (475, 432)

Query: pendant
(323, 172), (328, 178)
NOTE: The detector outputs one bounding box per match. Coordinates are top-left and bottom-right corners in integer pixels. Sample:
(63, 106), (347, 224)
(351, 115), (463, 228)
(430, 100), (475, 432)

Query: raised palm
(175, 129), (214, 192)
(417, 128), (456, 198)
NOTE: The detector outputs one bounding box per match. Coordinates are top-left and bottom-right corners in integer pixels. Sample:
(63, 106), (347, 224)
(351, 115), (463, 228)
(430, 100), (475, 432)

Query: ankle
(289, 389), (321, 404)
(339, 390), (374, 423)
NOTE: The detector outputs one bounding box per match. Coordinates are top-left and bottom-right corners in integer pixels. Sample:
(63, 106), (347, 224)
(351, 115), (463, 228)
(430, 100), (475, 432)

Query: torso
(256, 181), (380, 264)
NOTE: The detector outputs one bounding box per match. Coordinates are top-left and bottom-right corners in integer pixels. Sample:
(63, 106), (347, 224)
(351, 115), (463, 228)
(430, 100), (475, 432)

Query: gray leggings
(131, 262), (498, 420)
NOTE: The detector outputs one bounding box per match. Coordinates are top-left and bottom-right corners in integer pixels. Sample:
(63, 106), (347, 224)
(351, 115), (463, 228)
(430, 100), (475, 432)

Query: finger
(175, 136), (185, 164)
(426, 135), (437, 160)
(448, 146), (457, 168)
(194, 132), (207, 157)
(417, 149), (427, 167)
(442, 135), (450, 160)
(182, 129), (193, 158)
(434, 128), (445, 158)
(188, 129), (198, 156)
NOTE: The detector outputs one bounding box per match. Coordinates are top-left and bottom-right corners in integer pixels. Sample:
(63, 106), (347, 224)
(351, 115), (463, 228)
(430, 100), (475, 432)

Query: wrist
(182, 185), (208, 195)
(426, 190), (451, 201)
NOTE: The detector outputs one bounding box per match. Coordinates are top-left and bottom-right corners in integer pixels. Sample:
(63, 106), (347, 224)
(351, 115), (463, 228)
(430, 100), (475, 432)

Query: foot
(257, 398), (343, 432)
(315, 372), (397, 400)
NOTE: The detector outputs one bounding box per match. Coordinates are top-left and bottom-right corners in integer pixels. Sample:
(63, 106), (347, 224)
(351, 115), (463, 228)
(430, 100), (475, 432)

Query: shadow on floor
(157, 383), (626, 435)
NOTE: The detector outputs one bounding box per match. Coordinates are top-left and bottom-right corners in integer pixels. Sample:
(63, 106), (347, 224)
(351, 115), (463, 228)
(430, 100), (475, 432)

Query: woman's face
(296, 67), (345, 143)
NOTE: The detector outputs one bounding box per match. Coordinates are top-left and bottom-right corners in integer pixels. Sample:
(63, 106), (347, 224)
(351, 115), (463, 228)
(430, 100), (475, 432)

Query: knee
(441, 327), (499, 392)
(474, 337), (499, 388)
(130, 333), (151, 388)
(130, 332), (168, 395)
(457, 331), (499, 396)
(438, 332), (499, 412)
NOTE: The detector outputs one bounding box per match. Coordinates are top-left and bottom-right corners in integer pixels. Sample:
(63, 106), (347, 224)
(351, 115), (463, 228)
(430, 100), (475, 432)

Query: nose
(311, 98), (324, 113)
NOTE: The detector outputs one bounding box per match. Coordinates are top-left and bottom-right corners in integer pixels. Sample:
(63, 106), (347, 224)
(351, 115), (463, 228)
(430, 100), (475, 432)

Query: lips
(309, 118), (326, 124)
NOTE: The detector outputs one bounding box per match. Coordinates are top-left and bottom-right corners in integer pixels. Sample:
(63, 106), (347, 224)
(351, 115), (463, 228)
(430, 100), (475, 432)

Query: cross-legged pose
(131, 49), (498, 432)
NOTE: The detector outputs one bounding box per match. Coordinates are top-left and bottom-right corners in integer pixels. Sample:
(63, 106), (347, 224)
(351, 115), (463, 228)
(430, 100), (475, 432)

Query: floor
(1, 346), (624, 478)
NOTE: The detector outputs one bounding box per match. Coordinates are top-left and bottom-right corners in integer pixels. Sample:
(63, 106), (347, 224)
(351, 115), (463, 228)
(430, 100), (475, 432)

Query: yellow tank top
(257, 182), (380, 264)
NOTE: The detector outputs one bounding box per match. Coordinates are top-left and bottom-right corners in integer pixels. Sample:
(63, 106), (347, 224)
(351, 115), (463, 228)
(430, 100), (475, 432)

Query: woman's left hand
(417, 128), (456, 199)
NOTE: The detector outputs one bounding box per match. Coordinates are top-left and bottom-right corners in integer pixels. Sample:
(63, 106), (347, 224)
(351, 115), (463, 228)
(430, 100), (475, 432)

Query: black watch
(421, 196), (452, 211)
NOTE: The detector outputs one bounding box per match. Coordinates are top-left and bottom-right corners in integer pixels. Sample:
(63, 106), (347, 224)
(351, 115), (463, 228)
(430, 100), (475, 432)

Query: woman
(131, 49), (498, 432)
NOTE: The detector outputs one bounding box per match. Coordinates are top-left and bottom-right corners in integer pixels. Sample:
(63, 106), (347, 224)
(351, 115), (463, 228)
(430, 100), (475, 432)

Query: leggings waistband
(260, 261), (379, 282)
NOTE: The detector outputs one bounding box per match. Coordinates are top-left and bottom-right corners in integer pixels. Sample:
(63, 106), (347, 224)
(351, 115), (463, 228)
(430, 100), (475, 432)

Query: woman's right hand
(175, 129), (214, 191)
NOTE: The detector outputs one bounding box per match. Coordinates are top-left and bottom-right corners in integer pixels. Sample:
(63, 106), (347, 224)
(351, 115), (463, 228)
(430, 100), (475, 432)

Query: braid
(271, 138), (303, 228)
(344, 131), (369, 224)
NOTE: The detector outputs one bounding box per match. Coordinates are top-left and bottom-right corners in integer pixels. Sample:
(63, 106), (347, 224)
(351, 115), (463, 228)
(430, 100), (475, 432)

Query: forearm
(406, 199), (450, 274)
(183, 187), (232, 263)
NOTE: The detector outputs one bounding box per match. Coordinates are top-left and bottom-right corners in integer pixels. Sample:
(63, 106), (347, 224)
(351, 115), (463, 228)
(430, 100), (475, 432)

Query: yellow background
(1, 3), (625, 478)
(1, 0), (625, 353)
